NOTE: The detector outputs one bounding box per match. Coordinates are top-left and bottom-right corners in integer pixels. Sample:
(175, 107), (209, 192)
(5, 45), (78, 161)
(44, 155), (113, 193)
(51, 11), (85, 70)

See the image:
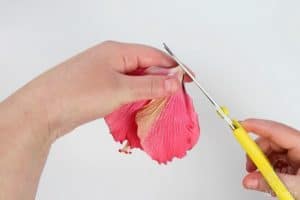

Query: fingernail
(246, 179), (258, 190)
(167, 67), (180, 76)
(164, 78), (178, 93)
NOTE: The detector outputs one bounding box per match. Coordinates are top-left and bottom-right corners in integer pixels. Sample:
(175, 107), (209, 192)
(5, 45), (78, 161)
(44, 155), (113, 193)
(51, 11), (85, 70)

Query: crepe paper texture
(105, 66), (200, 164)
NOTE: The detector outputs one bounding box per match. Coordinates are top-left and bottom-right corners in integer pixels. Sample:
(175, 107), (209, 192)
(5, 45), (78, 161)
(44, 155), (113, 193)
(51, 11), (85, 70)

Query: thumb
(243, 171), (300, 198)
(121, 74), (181, 102)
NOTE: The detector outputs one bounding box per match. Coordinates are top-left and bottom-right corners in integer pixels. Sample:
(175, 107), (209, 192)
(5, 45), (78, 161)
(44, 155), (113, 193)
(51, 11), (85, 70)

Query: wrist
(0, 85), (54, 147)
(0, 88), (53, 200)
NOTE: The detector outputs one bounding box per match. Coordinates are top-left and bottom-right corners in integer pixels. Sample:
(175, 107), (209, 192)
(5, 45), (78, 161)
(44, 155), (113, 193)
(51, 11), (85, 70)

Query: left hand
(0, 41), (184, 200)
(23, 41), (183, 139)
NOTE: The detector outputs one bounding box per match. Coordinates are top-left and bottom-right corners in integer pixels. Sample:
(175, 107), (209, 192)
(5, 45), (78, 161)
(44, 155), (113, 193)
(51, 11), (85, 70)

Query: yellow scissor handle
(232, 120), (294, 200)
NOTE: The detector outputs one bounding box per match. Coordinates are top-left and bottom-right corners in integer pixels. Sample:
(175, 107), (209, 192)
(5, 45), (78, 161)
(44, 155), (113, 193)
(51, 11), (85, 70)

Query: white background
(1, 0), (300, 199)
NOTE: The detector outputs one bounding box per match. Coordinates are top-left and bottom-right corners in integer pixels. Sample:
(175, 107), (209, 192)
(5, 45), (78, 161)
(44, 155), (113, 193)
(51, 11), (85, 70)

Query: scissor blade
(163, 43), (235, 130)
(163, 42), (218, 107)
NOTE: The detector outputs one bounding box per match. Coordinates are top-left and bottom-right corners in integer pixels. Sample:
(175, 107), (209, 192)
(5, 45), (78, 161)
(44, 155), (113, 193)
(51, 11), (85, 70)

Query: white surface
(1, 0), (300, 199)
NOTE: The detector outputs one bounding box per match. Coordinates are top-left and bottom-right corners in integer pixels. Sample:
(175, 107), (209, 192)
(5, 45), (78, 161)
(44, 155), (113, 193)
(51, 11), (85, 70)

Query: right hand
(241, 119), (300, 199)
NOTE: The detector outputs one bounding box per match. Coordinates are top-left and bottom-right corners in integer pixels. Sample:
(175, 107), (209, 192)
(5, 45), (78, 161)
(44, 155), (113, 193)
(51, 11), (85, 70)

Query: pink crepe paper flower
(105, 67), (200, 163)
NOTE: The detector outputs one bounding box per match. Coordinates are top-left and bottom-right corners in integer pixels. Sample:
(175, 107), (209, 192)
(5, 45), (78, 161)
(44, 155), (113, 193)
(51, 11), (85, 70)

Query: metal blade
(163, 43), (235, 130)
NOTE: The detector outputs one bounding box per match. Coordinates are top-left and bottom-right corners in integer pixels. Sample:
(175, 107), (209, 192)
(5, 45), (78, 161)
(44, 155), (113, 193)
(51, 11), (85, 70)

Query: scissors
(163, 43), (294, 200)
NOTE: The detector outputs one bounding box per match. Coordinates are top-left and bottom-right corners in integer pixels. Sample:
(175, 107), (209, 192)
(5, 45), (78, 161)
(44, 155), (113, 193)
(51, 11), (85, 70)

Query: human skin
(0, 41), (182, 200)
(0, 41), (299, 199)
(242, 119), (300, 199)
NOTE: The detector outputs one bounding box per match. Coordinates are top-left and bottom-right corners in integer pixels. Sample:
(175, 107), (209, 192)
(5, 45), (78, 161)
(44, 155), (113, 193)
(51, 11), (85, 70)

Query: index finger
(241, 119), (300, 150)
(114, 42), (178, 71)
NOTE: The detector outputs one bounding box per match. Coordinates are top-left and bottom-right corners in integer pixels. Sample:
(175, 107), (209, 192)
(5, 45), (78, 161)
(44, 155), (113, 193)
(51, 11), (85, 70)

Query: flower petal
(137, 85), (200, 163)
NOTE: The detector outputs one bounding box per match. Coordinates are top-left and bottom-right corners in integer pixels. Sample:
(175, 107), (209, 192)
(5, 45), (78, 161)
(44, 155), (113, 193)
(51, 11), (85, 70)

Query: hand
(0, 41), (183, 200)
(241, 119), (300, 199)
(30, 41), (183, 139)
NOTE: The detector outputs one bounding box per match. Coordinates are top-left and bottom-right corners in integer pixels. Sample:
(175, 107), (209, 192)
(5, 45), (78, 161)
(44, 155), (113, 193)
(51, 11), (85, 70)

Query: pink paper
(104, 67), (200, 163)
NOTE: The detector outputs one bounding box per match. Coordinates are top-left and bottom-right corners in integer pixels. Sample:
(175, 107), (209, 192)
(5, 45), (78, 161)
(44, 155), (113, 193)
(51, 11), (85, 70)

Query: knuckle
(149, 79), (155, 97)
(148, 78), (164, 98)
(101, 40), (117, 46)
